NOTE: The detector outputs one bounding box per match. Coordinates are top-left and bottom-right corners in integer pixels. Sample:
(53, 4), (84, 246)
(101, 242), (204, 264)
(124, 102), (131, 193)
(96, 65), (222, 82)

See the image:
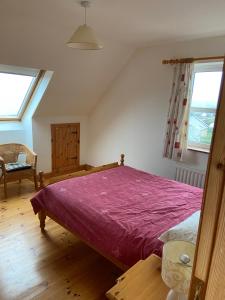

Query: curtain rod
(162, 55), (225, 65)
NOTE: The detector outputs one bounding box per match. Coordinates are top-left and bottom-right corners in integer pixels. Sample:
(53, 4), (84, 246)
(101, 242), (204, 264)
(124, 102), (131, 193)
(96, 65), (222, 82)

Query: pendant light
(67, 0), (103, 50)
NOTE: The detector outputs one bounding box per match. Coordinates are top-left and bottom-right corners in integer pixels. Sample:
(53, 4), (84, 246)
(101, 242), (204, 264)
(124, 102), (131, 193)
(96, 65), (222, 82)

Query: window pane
(0, 73), (34, 117)
(188, 110), (215, 146)
(191, 72), (222, 109)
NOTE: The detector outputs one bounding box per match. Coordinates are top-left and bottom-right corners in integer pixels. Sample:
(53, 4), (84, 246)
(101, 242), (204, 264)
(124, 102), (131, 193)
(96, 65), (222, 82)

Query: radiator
(175, 166), (205, 188)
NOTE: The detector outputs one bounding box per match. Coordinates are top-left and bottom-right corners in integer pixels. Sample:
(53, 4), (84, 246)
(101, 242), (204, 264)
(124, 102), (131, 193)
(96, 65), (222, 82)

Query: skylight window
(0, 65), (41, 120)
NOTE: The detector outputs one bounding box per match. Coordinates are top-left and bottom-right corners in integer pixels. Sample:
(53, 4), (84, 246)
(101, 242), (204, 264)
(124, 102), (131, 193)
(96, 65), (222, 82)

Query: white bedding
(159, 210), (201, 244)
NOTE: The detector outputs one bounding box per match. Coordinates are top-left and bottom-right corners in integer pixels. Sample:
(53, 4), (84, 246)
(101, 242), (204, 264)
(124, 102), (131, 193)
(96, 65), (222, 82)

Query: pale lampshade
(67, 0), (103, 50)
(67, 24), (103, 50)
(161, 240), (195, 300)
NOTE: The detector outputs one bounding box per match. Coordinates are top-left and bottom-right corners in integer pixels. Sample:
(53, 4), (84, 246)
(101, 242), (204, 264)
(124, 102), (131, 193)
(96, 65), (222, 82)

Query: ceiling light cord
(85, 5), (87, 25)
(81, 0), (89, 24)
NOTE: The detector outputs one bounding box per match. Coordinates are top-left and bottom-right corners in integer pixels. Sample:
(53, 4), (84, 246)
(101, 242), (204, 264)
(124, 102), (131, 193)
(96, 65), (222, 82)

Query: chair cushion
(5, 162), (32, 172)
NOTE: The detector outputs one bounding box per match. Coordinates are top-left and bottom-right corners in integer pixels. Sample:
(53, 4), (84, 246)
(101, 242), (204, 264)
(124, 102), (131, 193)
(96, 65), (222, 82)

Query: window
(0, 64), (41, 120)
(188, 62), (223, 152)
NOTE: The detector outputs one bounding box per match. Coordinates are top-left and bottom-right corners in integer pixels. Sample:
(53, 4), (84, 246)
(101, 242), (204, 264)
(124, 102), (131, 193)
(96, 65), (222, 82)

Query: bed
(31, 155), (202, 270)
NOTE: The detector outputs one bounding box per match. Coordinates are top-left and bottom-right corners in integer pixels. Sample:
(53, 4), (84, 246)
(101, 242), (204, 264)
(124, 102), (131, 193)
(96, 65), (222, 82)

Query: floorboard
(0, 180), (121, 300)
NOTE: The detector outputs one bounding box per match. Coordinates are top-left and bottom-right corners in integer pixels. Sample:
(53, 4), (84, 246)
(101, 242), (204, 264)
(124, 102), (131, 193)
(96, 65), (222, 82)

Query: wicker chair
(0, 143), (38, 198)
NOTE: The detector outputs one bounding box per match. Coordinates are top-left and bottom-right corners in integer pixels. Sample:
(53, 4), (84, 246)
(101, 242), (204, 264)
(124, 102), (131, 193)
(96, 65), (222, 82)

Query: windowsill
(188, 146), (210, 154)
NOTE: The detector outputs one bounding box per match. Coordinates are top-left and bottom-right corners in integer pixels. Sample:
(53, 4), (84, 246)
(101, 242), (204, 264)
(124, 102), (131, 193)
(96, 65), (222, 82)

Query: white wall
(0, 122), (26, 145)
(88, 36), (225, 179)
(32, 115), (88, 172)
(22, 71), (54, 149)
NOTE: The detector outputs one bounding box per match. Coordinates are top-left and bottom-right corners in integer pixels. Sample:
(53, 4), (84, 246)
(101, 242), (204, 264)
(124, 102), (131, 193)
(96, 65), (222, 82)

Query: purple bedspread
(31, 166), (202, 267)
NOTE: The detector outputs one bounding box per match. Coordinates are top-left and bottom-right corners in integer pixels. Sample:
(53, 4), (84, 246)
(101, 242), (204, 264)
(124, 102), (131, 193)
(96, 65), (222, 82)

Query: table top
(106, 255), (169, 300)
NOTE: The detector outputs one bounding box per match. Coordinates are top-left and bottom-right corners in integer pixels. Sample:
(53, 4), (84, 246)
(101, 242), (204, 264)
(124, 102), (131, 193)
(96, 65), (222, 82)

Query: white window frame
(0, 64), (42, 121)
(187, 61), (223, 152)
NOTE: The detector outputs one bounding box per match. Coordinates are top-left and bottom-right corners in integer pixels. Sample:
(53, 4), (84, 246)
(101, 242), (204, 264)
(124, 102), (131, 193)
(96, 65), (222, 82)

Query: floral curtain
(164, 63), (193, 160)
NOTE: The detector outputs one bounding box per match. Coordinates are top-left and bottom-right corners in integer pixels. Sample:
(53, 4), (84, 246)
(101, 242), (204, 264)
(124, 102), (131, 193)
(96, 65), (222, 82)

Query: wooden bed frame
(37, 154), (128, 271)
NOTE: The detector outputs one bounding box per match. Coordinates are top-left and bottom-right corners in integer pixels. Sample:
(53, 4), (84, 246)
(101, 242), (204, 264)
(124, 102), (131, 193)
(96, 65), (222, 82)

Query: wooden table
(106, 255), (169, 300)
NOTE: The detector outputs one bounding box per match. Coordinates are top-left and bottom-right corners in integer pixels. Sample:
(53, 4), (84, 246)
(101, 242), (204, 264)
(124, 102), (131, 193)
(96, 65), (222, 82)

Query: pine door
(51, 123), (80, 173)
(189, 60), (225, 299)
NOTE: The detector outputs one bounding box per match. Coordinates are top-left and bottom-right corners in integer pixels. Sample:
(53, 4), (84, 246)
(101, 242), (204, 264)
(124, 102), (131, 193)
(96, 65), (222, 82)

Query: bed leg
(38, 210), (46, 232)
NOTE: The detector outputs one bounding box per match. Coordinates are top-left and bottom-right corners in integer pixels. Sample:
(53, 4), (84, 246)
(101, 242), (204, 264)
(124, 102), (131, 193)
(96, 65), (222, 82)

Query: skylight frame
(0, 65), (43, 121)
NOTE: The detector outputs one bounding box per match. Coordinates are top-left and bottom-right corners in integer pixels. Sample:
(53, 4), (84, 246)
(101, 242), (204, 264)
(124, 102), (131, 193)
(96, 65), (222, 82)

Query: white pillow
(159, 210), (200, 244)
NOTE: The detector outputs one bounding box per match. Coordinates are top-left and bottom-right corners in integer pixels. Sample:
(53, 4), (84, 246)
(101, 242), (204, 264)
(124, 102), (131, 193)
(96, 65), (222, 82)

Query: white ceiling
(88, 0), (225, 46)
(1, 0), (225, 115)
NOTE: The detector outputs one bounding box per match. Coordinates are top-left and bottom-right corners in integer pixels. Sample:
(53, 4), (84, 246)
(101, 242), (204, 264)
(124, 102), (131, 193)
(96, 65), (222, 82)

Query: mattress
(31, 166), (202, 266)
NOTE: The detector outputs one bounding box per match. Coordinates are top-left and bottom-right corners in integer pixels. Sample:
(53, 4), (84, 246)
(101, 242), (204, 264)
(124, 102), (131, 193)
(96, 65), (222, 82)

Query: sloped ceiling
(0, 0), (134, 116)
(1, 0), (225, 116)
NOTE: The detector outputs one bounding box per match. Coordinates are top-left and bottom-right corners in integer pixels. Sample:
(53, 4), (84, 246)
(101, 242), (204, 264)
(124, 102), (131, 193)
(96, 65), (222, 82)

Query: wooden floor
(0, 180), (122, 300)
